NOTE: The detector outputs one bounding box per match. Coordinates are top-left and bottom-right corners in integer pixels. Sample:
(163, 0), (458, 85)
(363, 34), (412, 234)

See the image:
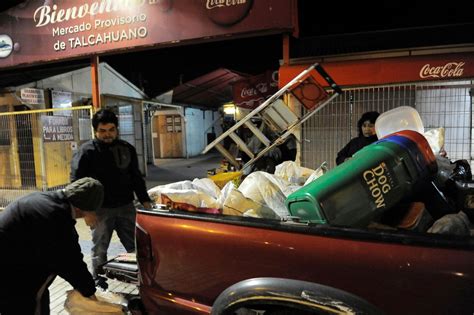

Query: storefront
(0, 63), (148, 207)
(0, 0), (298, 205)
(279, 47), (474, 169)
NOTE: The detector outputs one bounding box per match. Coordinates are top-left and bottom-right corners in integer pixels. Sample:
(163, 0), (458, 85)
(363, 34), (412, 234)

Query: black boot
(94, 275), (108, 291)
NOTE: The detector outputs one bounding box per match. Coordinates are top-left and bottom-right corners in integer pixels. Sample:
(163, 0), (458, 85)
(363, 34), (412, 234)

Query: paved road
(50, 152), (222, 314)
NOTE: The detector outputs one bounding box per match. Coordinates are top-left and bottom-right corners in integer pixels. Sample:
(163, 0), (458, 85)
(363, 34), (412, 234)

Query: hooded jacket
(336, 135), (378, 165)
(0, 191), (95, 311)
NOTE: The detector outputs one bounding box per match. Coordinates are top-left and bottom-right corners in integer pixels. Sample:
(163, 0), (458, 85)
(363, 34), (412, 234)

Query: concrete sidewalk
(50, 152), (222, 313)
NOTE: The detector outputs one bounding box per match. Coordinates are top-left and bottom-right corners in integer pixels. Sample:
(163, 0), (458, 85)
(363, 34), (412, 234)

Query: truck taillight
(136, 224), (153, 261)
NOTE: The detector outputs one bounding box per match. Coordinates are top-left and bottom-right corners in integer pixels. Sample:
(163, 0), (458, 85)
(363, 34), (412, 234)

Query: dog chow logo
(362, 162), (394, 209)
(206, 0), (253, 26)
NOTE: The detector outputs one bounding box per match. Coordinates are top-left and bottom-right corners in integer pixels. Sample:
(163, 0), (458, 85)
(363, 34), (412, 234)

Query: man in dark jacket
(0, 177), (104, 315)
(70, 108), (151, 289)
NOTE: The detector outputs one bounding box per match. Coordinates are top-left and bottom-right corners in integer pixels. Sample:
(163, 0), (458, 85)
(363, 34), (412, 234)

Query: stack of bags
(148, 161), (327, 220)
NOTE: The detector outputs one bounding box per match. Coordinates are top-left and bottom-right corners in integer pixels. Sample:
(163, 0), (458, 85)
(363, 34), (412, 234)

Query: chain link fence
(0, 106), (93, 209)
(301, 80), (474, 170)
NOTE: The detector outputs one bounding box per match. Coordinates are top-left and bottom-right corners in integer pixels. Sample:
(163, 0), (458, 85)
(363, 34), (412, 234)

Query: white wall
(185, 108), (221, 157)
(100, 64), (146, 98)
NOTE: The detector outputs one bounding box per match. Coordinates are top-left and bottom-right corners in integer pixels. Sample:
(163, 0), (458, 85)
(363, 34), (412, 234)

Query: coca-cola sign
(240, 81), (273, 98)
(233, 70), (278, 109)
(419, 62), (465, 79)
(206, 0), (253, 26)
(280, 53), (474, 88)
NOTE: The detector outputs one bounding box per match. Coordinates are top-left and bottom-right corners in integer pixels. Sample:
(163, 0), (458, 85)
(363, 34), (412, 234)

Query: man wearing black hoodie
(0, 177), (103, 314)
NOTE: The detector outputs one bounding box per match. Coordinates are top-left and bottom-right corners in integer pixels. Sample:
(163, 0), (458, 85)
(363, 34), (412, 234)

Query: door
(153, 114), (183, 158)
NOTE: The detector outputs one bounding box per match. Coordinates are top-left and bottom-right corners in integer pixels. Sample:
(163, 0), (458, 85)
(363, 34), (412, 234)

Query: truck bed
(135, 208), (474, 315)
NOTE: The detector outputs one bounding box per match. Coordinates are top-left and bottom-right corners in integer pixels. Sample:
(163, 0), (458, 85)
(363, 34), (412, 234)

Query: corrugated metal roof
(171, 68), (249, 109)
(0, 61), (88, 91)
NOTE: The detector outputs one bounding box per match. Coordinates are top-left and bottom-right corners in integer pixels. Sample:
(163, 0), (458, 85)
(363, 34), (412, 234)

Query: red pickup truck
(123, 207), (473, 315)
(106, 133), (474, 314)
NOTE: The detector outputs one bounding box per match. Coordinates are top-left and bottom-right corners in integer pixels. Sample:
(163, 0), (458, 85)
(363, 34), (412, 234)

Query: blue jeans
(91, 202), (136, 278)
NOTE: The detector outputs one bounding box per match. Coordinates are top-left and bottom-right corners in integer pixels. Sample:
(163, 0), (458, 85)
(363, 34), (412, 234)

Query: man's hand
(142, 201), (152, 210)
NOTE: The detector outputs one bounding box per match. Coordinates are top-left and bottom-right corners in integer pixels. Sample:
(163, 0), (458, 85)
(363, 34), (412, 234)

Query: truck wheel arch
(211, 278), (384, 315)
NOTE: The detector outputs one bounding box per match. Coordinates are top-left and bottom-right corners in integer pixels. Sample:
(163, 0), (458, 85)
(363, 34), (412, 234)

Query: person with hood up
(0, 177), (104, 315)
(336, 111), (380, 165)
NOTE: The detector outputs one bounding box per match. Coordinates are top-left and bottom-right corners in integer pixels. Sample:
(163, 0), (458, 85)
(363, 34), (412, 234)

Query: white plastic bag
(154, 188), (221, 209)
(303, 162), (328, 186)
(238, 171), (300, 219)
(191, 178), (222, 199)
(147, 178), (222, 209)
(424, 127), (445, 155)
(274, 161), (315, 185)
(148, 178), (221, 200)
(222, 186), (277, 219)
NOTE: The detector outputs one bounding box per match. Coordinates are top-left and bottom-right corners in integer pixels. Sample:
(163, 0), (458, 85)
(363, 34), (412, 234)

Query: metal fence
(0, 106), (93, 209)
(301, 80), (474, 170)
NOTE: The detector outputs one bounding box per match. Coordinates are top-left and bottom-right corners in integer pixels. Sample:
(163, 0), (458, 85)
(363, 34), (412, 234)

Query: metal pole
(91, 55), (101, 109)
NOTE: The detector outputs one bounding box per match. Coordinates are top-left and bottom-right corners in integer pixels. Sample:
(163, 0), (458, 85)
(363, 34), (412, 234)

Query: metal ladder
(202, 62), (342, 171)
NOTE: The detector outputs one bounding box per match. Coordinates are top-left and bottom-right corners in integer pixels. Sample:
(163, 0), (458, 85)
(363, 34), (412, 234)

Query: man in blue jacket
(0, 177), (104, 314)
(71, 108), (151, 289)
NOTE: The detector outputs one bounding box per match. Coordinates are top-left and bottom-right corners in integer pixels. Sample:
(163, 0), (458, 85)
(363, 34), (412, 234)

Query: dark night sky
(298, 0), (473, 36)
(101, 0), (474, 97)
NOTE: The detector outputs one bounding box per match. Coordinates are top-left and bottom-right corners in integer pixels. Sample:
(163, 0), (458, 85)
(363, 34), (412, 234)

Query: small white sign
(41, 115), (74, 142)
(52, 90), (73, 116)
(20, 88), (45, 105)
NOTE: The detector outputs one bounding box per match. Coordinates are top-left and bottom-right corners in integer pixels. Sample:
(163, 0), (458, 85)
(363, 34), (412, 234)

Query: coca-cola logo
(240, 71), (277, 98)
(419, 62), (465, 79)
(241, 83), (266, 97)
(206, 0), (253, 26)
(241, 81), (277, 98)
(234, 70), (278, 109)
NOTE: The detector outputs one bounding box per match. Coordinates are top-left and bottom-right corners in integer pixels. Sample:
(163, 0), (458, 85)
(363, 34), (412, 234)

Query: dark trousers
(0, 270), (55, 315)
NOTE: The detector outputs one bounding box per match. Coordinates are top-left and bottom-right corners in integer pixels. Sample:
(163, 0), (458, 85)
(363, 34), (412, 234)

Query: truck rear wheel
(232, 305), (327, 314)
(211, 278), (382, 315)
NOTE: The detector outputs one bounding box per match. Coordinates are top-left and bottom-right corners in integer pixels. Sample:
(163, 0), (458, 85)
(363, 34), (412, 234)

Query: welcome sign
(0, 0), (297, 68)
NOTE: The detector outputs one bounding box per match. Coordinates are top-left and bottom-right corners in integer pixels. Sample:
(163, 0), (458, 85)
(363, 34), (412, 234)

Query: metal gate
(0, 106), (93, 209)
(301, 80), (473, 170)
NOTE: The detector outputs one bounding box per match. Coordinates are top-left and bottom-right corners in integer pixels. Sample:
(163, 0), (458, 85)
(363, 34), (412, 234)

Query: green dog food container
(285, 139), (433, 227)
